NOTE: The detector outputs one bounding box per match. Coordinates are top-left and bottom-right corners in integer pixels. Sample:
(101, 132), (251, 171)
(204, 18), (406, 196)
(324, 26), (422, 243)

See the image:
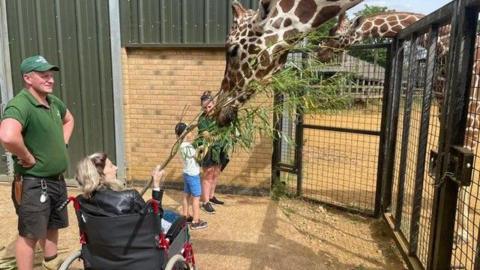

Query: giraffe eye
(228, 45), (239, 58)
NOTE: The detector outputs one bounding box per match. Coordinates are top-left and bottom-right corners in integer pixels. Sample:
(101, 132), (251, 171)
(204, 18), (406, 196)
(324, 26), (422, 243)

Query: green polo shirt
(2, 89), (69, 177)
(194, 113), (229, 160)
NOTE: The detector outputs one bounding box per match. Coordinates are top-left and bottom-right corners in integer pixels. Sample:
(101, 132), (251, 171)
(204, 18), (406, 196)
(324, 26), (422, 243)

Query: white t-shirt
(179, 141), (200, 176)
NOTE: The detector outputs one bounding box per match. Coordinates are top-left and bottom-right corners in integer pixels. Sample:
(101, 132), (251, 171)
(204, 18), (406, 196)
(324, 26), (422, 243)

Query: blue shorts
(183, 173), (201, 197)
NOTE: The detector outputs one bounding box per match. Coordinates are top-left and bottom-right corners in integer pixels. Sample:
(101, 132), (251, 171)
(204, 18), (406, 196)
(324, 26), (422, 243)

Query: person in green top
(196, 91), (229, 214)
(0, 55), (74, 270)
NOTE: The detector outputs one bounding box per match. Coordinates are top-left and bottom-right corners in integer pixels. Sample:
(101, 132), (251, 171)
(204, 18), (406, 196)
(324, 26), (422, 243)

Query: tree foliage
(307, 18), (337, 48)
(354, 5), (392, 17)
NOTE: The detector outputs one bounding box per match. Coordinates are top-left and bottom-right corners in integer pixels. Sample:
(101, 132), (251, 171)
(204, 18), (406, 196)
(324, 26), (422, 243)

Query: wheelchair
(58, 196), (196, 270)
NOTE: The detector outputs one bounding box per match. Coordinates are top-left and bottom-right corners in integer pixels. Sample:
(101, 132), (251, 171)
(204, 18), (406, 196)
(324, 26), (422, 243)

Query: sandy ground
(0, 183), (406, 270)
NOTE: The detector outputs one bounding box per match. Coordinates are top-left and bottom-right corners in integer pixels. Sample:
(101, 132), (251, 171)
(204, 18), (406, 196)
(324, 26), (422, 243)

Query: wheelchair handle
(57, 199), (70, 212)
(57, 196), (77, 212)
(141, 199), (160, 215)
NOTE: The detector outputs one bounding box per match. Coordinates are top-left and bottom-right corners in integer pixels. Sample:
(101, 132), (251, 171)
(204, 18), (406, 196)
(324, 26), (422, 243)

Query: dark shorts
(11, 175), (69, 239)
(201, 149), (230, 171)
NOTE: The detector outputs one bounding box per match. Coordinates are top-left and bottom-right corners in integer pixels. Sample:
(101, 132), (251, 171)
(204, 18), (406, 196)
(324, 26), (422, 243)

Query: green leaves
(201, 59), (355, 155)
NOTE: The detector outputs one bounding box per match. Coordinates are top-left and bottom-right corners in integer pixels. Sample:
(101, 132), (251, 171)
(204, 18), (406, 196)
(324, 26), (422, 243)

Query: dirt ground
(0, 183), (406, 270)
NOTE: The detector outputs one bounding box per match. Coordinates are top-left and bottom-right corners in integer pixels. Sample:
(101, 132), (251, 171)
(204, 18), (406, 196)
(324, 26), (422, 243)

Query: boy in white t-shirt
(175, 123), (208, 230)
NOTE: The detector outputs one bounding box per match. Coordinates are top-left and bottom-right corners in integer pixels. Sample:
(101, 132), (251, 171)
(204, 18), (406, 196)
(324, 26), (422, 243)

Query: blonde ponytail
(75, 155), (102, 198)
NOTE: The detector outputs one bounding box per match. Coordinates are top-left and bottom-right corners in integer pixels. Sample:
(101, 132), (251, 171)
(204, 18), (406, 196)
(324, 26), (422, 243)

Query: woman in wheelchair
(61, 153), (196, 270)
(75, 152), (165, 217)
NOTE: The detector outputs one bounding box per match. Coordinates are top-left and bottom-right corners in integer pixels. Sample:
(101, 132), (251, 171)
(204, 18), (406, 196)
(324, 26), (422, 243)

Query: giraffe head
(317, 13), (363, 62)
(317, 12), (425, 62)
(214, 0), (363, 126)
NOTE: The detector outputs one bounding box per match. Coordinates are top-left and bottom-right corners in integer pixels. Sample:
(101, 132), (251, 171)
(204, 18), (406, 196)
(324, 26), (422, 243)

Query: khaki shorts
(11, 175), (69, 239)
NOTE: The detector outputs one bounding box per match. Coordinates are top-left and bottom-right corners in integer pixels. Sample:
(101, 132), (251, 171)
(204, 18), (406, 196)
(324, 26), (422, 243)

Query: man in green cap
(0, 55), (74, 270)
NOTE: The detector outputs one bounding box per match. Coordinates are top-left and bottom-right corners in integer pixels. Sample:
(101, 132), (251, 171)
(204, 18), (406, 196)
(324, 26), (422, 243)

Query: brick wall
(122, 48), (272, 191)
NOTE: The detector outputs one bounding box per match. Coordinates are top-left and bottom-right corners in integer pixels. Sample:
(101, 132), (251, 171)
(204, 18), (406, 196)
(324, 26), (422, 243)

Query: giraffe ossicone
(213, 0), (363, 126)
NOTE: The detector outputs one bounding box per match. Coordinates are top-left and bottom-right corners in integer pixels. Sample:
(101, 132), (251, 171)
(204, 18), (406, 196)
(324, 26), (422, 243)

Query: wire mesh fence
(451, 24), (480, 270)
(272, 1), (480, 268)
(386, 2), (480, 268)
(415, 24), (449, 266)
(391, 41), (409, 224)
(298, 45), (387, 214)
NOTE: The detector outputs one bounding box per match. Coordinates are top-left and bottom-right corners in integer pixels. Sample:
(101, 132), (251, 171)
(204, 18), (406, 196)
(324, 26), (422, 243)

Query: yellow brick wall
(122, 48), (272, 190)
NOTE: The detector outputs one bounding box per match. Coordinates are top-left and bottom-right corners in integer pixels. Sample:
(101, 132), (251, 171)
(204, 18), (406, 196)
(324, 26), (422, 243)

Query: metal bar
(394, 35), (418, 230)
(428, 0), (478, 268)
(159, 0), (165, 43)
(475, 216), (480, 269)
(0, 0), (14, 176)
(288, 43), (391, 54)
(301, 124), (380, 136)
(276, 163), (296, 169)
(348, 43), (391, 50)
(374, 44), (392, 218)
(137, 0), (144, 43)
(466, 0), (480, 8)
(295, 53), (306, 197)
(275, 164), (296, 174)
(384, 213), (426, 270)
(304, 196), (374, 217)
(203, 0), (209, 44)
(295, 115), (304, 197)
(398, 2), (454, 40)
(109, 0), (126, 180)
(383, 39), (404, 213)
(408, 26), (438, 256)
(271, 93), (283, 188)
(0, 0), (14, 104)
(181, 0), (187, 43)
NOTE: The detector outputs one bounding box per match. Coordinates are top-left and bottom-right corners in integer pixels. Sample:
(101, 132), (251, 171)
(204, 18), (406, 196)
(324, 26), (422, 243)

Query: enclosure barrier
(272, 0), (480, 269)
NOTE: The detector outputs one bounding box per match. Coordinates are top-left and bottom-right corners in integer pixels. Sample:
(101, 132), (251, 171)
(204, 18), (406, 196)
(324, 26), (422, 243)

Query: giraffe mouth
(216, 106), (238, 127)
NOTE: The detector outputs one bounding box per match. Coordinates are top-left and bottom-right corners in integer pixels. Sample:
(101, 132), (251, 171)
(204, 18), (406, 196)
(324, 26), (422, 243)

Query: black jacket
(78, 187), (164, 217)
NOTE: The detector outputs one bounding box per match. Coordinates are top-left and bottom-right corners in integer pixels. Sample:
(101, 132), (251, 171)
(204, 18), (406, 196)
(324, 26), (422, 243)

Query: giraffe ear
(351, 15), (365, 29)
(329, 12), (347, 36)
(258, 0), (273, 20)
(232, 1), (247, 19)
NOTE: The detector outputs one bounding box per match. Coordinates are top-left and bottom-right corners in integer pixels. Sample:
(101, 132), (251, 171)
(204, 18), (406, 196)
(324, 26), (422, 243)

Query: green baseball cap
(20, 55), (59, 74)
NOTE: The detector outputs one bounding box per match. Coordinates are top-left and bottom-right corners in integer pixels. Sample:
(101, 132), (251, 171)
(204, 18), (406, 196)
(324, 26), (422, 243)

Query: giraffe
(316, 11), (425, 62)
(316, 12), (451, 108)
(316, 11), (479, 149)
(213, 0), (363, 126)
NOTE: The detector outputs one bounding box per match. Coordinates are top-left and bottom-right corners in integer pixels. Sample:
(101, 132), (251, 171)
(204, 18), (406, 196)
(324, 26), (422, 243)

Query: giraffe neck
(317, 11), (424, 62)
(340, 12), (425, 46)
(260, 0), (363, 52)
(226, 0), (363, 90)
(216, 0), (364, 126)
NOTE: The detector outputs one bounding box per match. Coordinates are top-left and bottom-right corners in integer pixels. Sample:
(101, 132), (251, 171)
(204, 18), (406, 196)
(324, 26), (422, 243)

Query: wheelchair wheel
(165, 254), (195, 270)
(58, 250), (82, 270)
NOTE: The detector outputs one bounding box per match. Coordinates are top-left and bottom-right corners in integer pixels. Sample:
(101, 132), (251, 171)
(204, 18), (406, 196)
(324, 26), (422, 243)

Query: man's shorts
(201, 149), (230, 171)
(183, 173), (201, 197)
(11, 175), (69, 239)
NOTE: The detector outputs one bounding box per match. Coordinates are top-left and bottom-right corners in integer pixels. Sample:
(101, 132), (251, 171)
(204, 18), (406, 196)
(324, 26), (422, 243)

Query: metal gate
(273, 0), (480, 268)
(272, 44), (391, 216)
(382, 0), (480, 269)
